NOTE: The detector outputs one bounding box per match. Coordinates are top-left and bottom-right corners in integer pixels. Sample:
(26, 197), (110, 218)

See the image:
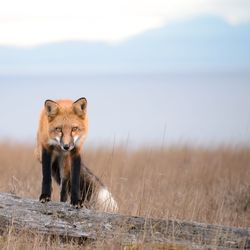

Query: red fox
(36, 97), (118, 211)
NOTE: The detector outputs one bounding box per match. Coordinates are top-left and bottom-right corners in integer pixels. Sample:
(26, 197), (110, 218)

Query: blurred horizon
(1, 72), (250, 148)
(0, 1), (249, 147)
(0, 16), (250, 74)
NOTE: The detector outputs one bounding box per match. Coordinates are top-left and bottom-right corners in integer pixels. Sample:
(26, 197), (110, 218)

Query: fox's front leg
(60, 178), (69, 202)
(39, 148), (52, 203)
(70, 153), (82, 208)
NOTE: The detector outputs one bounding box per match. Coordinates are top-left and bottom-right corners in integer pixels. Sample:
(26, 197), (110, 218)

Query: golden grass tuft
(0, 142), (249, 249)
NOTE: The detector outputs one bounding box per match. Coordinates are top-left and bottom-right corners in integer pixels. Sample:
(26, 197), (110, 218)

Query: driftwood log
(0, 192), (249, 249)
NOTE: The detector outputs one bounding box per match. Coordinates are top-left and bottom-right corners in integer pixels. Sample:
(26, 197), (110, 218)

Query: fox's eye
(55, 127), (62, 133)
(72, 127), (78, 132)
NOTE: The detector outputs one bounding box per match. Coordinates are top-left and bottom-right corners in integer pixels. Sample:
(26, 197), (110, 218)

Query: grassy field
(0, 142), (249, 249)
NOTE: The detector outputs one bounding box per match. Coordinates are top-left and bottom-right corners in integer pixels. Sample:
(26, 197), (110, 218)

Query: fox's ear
(73, 97), (87, 118)
(44, 100), (59, 120)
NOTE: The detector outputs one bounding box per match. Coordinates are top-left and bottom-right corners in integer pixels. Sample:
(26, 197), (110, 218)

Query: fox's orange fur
(36, 99), (88, 162)
(36, 98), (117, 211)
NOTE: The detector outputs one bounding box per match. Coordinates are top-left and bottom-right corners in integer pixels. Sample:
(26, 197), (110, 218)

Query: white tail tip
(97, 188), (118, 212)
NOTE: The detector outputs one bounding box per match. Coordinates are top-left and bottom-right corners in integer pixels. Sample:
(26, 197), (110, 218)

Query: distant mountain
(0, 16), (250, 73)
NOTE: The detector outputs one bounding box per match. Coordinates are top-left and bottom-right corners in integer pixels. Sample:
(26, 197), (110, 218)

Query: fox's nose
(63, 144), (70, 151)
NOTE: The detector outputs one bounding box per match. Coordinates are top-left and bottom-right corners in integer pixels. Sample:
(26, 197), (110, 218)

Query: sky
(0, 0), (250, 47)
(0, 0), (249, 147)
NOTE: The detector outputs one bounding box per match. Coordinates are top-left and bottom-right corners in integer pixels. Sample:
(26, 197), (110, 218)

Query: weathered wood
(0, 192), (249, 249)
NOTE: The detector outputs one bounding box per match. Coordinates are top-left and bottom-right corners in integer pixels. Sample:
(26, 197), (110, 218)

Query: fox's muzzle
(62, 144), (70, 151)
(60, 142), (75, 151)
(60, 136), (74, 151)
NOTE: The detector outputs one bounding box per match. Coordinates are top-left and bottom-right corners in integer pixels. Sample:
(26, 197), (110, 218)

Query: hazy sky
(1, 0), (250, 46)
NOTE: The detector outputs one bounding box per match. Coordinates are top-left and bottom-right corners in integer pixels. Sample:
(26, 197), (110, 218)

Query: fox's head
(44, 97), (88, 152)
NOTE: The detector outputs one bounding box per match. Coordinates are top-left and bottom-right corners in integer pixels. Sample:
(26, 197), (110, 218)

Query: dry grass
(0, 142), (249, 249)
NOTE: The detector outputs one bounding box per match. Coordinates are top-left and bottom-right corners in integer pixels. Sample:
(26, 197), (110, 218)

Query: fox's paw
(39, 194), (51, 203)
(70, 199), (83, 209)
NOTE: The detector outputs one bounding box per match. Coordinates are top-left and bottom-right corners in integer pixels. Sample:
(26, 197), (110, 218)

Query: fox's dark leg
(39, 148), (52, 203)
(51, 157), (61, 185)
(70, 153), (82, 208)
(60, 178), (69, 202)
